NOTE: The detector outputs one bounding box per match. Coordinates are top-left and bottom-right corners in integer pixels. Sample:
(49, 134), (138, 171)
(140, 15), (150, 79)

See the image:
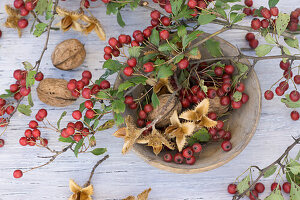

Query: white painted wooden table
(0, 1), (299, 199)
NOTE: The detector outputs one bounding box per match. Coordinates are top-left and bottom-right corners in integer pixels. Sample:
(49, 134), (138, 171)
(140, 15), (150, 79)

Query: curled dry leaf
(4, 5), (22, 37)
(81, 15), (106, 41)
(123, 188), (152, 200)
(68, 179), (93, 200)
(165, 110), (195, 152)
(179, 98), (217, 129)
(146, 77), (174, 94)
(136, 127), (175, 155)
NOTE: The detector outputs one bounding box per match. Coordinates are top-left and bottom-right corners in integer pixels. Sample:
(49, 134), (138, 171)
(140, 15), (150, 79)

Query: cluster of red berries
(13, 0), (36, 29)
(67, 70), (110, 98)
(288, 8), (300, 31)
(19, 109), (48, 147)
(209, 121), (233, 151)
(10, 69), (44, 101)
(228, 181), (292, 199)
(245, 32), (258, 49)
(264, 60), (300, 121)
(0, 98), (15, 128)
(163, 143), (202, 165)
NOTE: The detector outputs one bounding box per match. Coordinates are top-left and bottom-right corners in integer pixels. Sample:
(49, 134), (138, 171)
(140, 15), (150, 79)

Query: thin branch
(84, 155), (109, 187)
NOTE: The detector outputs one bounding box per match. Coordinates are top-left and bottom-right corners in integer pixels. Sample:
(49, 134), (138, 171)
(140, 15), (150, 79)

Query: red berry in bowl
(255, 182), (265, 193)
(181, 98), (190, 108)
(223, 131), (232, 140)
(178, 58), (189, 69)
(123, 66), (134, 76)
(224, 65), (235, 74)
(13, 170), (23, 178)
(221, 141), (232, 151)
(222, 83), (231, 93)
(214, 66), (223, 76)
(192, 143), (202, 153)
(163, 153), (173, 162)
(235, 82), (245, 92)
(220, 96), (230, 106)
(291, 111), (300, 121)
(144, 104), (153, 113)
(138, 110), (147, 119)
(271, 182), (281, 191)
(182, 147), (194, 158)
(227, 184), (237, 194)
(127, 58), (137, 67)
(174, 153), (184, 164)
(282, 182), (291, 193)
(159, 30), (170, 40)
(208, 112), (217, 120)
(129, 102), (137, 109)
(186, 156), (196, 165)
(137, 118), (145, 127)
(207, 88), (217, 99)
(231, 100), (242, 109)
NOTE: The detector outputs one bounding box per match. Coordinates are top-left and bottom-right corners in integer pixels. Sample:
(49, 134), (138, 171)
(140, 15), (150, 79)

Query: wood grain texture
(0, 0), (299, 200)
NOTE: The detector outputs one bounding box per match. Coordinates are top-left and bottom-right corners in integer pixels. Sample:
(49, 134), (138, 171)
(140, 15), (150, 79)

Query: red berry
(291, 10), (299, 19)
(161, 16), (171, 26)
(243, 8), (252, 16)
(20, 86), (31, 96)
(207, 88), (217, 99)
(84, 100), (93, 109)
(19, 137), (28, 146)
(224, 65), (235, 75)
(134, 33), (144, 43)
(66, 127), (75, 136)
(186, 156), (196, 165)
(197, 90), (206, 100)
(159, 30), (170, 40)
(40, 138), (48, 147)
(118, 34), (127, 44)
(231, 100), (242, 109)
(0, 139), (4, 148)
(14, 0), (24, 9)
(150, 10), (160, 20)
(103, 54), (112, 60)
(85, 109), (95, 119)
(192, 143), (202, 153)
(227, 184), (237, 194)
(221, 140), (232, 151)
(264, 90), (274, 100)
(208, 112), (217, 120)
(214, 67), (223, 76)
(76, 80), (84, 90)
(74, 134), (83, 142)
(188, 0), (197, 8)
(129, 102), (138, 109)
(290, 90), (300, 102)
(112, 49), (120, 57)
(104, 46), (113, 55)
(255, 182), (265, 193)
(282, 182), (291, 193)
(29, 120), (38, 129)
(99, 80), (110, 89)
(138, 110), (147, 119)
(181, 98), (190, 108)
(143, 28), (152, 38)
(35, 72), (44, 81)
(288, 22), (298, 31)
(163, 153), (173, 162)
(13, 170), (23, 178)
(91, 84), (101, 94)
(249, 190), (259, 200)
(294, 75), (300, 84)
(197, 0), (207, 9)
(61, 128), (68, 138)
(164, 3), (172, 13)
(32, 129), (41, 138)
(84, 0), (90, 8)
(18, 19), (28, 29)
(82, 70), (92, 80)
(221, 83), (231, 93)
(174, 153), (184, 164)
(81, 128), (89, 136)
(13, 69), (23, 80)
(24, 129), (32, 138)
(137, 118), (145, 127)
(108, 37), (118, 47)
(82, 88), (92, 99)
(279, 81), (289, 91)
(6, 106), (15, 115)
(245, 33), (255, 41)
(241, 93), (249, 104)
(220, 96), (230, 106)
(25, 1), (35, 11)
(216, 120), (224, 130)
(291, 111), (300, 121)
(178, 58), (189, 69)
(251, 18), (261, 30)
(283, 70), (293, 79)
(223, 131), (232, 140)
(275, 86), (284, 96)
(127, 58), (137, 67)
(10, 84), (19, 93)
(131, 40), (139, 47)
(20, 7), (29, 16)
(151, 19), (159, 27)
(235, 82), (245, 92)
(67, 122), (75, 128)
(261, 8), (271, 19)
(75, 121), (84, 130)
(271, 183), (281, 191)
(270, 7), (279, 16)
(280, 61), (290, 70)
(182, 147), (194, 158)
(143, 62), (154, 73)
(72, 110), (82, 120)
(37, 109), (47, 119)
(244, 0), (253, 7)
(261, 19), (269, 28)
(249, 39), (259, 49)
(124, 96), (134, 105)
(71, 90), (80, 98)
(123, 67), (134, 76)
(144, 104), (153, 113)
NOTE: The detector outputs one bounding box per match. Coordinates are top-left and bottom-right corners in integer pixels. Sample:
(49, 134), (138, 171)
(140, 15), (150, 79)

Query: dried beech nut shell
(51, 39), (86, 70)
(147, 94), (182, 128)
(37, 78), (77, 107)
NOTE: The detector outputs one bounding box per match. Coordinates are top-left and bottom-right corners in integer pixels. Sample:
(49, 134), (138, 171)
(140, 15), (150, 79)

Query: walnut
(208, 96), (229, 116)
(51, 39), (86, 70)
(147, 94), (182, 128)
(37, 78), (77, 107)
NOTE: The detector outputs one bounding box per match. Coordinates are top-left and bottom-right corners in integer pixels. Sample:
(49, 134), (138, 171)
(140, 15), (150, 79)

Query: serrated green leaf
(175, 5), (194, 19)
(188, 128), (210, 145)
(268, 0), (279, 8)
(97, 119), (115, 131)
(231, 4), (245, 11)
(58, 136), (75, 143)
(106, 2), (121, 15)
(170, 0), (183, 16)
(128, 76), (147, 85)
(22, 61), (33, 70)
(231, 13), (246, 24)
(92, 119), (100, 129)
(74, 138), (84, 157)
(255, 44), (274, 57)
(112, 100), (125, 113)
(26, 71), (37, 88)
(0, 90), (14, 98)
(117, 10), (125, 27)
(237, 175), (250, 194)
(233, 91), (242, 102)
(290, 181), (300, 200)
(265, 190), (284, 200)
(178, 25), (187, 38)
(215, 7), (227, 19)
(17, 104), (32, 116)
(281, 94), (300, 108)
(57, 111), (67, 130)
(182, 30), (202, 49)
(118, 81), (134, 93)
(151, 92), (160, 108)
(264, 165), (277, 178)
(150, 29), (159, 47)
(283, 46), (291, 55)
(173, 54), (185, 64)
(45, 0), (53, 20)
(128, 46), (142, 58)
(28, 93), (34, 107)
(198, 11), (216, 25)
(35, 0), (48, 15)
(205, 39), (223, 57)
(114, 113), (124, 126)
(265, 34), (276, 44)
(103, 59), (123, 73)
(130, 0), (140, 10)
(157, 65), (173, 79)
(289, 165), (300, 175)
(158, 42), (178, 52)
(90, 148), (107, 156)
(33, 23), (48, 37)
(79, 102), (85, 112)
(286, 160), (300, 185)
(284, 37), (299, 49)
(96, 91), (111, 99)
(276, 13), (290, 36)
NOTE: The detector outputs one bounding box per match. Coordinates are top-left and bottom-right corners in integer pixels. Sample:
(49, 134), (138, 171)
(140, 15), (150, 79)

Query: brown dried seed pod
(51, 39), (86, 70)
(208, 95), (229, 116)
(147, 94), (182, 128)
(37, 78), (77, 107)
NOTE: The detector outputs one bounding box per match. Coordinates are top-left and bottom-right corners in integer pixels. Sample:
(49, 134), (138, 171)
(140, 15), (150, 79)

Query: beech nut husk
(51, 39), (86, 70)
(147, 94), (182, 128)
(37, 78), (77, 107)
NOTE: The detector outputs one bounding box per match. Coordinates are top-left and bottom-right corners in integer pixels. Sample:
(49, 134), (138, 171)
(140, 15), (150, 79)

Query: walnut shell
(37, 78), (77, 107)
(147, 94), (182, 128)
(208, 96), (229, 116)
(51, 39), (86, 70)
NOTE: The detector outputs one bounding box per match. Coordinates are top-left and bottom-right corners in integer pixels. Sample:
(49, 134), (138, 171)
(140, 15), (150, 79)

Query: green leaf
(157, 65), (173, 79)
(118, 81), (134, 93)
(96, 91), (111, 99)
(0, 90), (14, 98)
(290, 181), (300, 200)
(205, 39), (223, 57)
(28, 93), (34, 107)
(130, 0), (140, 10)
(151, 92), (160, 108)
(45, 0), (53, 20)
(268, 0), (279, 8)
(231, 4), (245, 11)
(281, 94), (300, 108)
(289, 165), (300, 175)
(284, 37), (299, 49)
(173, 54), (185, 64)
(182, 30), (202, 49)
(255, 44), (274, 57)
(97, 119), (115, 131)
(158, 42), (178, 52)
(265, 34), (276, 44)
(170, 0), (183, 16)
(178, 25), (187, 38)
(128, 46), (142, 58)
(198, 11), (216, 25)
(265, 190), (284, 200)
(286, 160), (300, 184)
(215, 7), (227, 19)
(33, 22), (48, 37)
(79, 102), (85, 113)
(112, 100), (126, 113)
(188, 128), (210, 145)
(58, 136), (75, 143)
(74, 138), (84, 157)
(175, 5), (194, 19)
(128, 76), (147, 85)
(22, 61), (33, 70)
(283, 46), (291, 55)
(17, 104), (32, 116)
(150, 29), (159, 47)
(57, 111), (67, 130)
(106, 2), (122, 15)
(236, 62), (248, 74)
(237, 175), (250, 194)
(103, 59), (123, 73)
(296, 150), (300, 161)
(26, 71), (37, 88)
(264, 165), (277, 178)
(139, 52), (158, 65)
(35, 0), (48, 15)
(232, 13), (246, 24)
(90, 148), (107, 156)
(276, 13), (290, 36)
(233, 91), (242, 102)
(117, 10), (125, 27)
(114, 113), (124, 126)
(188, 47), (199, 56)
(92, 119), (100, 129)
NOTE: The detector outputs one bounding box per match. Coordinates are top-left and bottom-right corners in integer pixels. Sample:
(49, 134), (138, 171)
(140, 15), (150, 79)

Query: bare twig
(84, 155), (109, 187)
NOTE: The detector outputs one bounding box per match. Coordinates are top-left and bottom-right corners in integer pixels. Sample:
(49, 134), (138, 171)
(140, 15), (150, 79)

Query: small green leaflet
(230, 13), (246, 24)
(0, 90), (14, 98)
(263, 165), (277, 178)
(265, 190), (284, 200)
(26, 71), (37, 88)
(118, 81), (134, 93)
(215, 7), (227, 19)
(177, 25), (187, 38)
(288, 165), (300, 175)
(205, 39), (223, 57)
(173, 54), (185, 64)
(150, 29), (159, 47)
(28, 93), (34, 107)
(281, 94), (300, 108)
(58, 136), (75, 143)
(237, 175), (250, 194)
(103, 59), (123, 73)
(290, 181), (300, 200)
(45, 0), (53, 20)
(22, 61), (33, 70)
(128, 46), (142, 58)
(276, 13), (290, 36)
(112, 100), (125, 113)
(128, 76), (147, 85)
(35, 0), (48, 15)
(175, 5), (194, 20)
(90, 148), (107, 156)
(231, 4), (245, 11)
(106, 2), (122, 15)
(74, 138), (84, 157)
(182, 30), (202, 49)
(170, 0), (183, 16)
(157, 65), (173, 79)
(96, 91), (111, 99)
(97, 119), (115, 131)
(158, 42), (178, 52)
(89, 135), (96, 147)
(284, 37), (299, 49)
(188, 128), (210, 145)
(18, 104), (32, 116)
(151, 92), (160, 108)
(255, 44), (274, 57)
(233, 91), (242, 102)
(286, 160), (300, 184)
(129, 0), (140, 10)
(265, 34), (276, 44)
(114, 113), (124, 126)
(198, 11), (216, 25)
(117, 10), (125, 27)
(268, 0), (279, 8)
(57, 111), (67, 130)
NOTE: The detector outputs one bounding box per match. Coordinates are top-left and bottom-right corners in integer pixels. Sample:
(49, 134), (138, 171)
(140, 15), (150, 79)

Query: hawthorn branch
(84, 155), (109, 187)
(232, 137), (300, 200)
